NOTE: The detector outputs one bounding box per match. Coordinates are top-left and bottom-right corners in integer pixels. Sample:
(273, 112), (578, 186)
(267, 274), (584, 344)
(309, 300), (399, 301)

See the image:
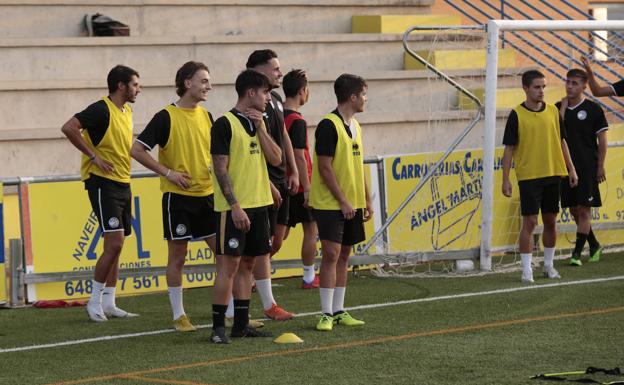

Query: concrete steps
(352, 14), (461, 33)
(0, 68), (525, 132)
(0, 0), (434, 38)
(0, 33), (470, 83)
(0, 0), (527, 179)
(458, 86), (566, 110)
(0, 109), (508, 178)
(405, 48), (516, 70)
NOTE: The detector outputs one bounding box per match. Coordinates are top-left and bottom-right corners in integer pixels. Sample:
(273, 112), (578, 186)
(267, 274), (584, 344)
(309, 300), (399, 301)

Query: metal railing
(2, 159), (386, 306)
(358, 24), (485, 259)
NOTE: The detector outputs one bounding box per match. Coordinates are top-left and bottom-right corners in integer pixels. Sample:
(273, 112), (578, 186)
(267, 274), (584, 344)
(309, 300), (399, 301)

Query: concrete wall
(0, 0), (433, 38)
(1, 0), (527, 178)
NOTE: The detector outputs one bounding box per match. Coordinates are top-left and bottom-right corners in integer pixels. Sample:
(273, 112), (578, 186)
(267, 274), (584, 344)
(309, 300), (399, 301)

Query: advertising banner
(384, 148), (520, 254)
(25, 163), (379, 301)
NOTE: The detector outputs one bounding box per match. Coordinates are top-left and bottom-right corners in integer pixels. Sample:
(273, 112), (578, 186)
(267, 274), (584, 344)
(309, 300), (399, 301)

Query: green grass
(1, 253), (624, 385)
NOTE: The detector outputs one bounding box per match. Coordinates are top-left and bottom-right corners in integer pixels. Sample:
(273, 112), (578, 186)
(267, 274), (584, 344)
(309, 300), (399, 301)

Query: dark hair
(283, 69), (308, 98)
(334, 73), (367, 103)
(521, 69), (545, 87)
(235, 69), (271, 98)
(246, 49), (278, 69)
(566, 68), (588, 82)
(175, 61), (210, 97)
(107, 65), (139, 94)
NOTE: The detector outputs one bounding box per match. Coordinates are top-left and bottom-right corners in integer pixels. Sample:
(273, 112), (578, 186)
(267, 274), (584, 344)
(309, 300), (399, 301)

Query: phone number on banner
(33, 272), (216, 300)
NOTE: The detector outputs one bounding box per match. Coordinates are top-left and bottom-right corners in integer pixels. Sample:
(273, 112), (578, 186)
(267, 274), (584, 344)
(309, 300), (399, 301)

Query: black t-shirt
(315, 109), (353, 157)
(211, 109), (258, 155)
(284, 109), (307, 149)
(555, 98), (608, 172)
(611, 79), (624, 97)
(136, 104), (215, 150)
(265, 91), (287, 184)
(502, 102), (567, 146)
(74, 99), (110, 147)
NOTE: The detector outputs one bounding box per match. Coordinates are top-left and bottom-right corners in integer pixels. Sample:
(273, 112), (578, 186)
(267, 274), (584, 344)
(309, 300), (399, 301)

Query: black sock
(233, 299), (250, 331)
(212, 304), (227, 329)
(332, 310), (344, 316)
(587, 228), (600, 249)
(574, 233), (588, 255)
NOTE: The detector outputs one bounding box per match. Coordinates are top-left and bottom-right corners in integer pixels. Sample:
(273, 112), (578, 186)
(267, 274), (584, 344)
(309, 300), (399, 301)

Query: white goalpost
(481, 20), (624, 271)
(357, 19), (624, 277)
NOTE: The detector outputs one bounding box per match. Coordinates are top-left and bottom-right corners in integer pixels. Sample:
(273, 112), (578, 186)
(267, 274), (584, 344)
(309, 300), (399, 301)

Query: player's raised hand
(580, 56), (593, 74)
(166, 169), (192, 189)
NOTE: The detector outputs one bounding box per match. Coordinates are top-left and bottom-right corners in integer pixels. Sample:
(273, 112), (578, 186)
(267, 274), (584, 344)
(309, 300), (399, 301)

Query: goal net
(358, 20), (624, 277)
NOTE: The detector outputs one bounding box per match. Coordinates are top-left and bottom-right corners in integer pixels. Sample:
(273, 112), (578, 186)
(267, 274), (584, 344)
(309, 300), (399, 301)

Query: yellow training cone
(274, 333), (303, 344)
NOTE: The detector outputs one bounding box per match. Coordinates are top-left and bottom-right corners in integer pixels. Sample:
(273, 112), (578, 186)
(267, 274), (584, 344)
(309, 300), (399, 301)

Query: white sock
(302, 265), (315, 283)
(319, 287), (334, 315)
(332, 287), (346, 314)
(521, 253), (533, 277)
(543, 247), (555, 269)
(255, 279), (276, 311)
(88, 280), (105, 308)
(225, 296), (234, 318)
(102, 286), (116, 310)
(168, 286), (185, 320)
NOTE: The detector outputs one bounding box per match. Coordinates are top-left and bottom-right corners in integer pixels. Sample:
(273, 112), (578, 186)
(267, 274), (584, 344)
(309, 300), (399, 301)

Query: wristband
(88, 154), (96, 161)
(165, 169), (171, 177)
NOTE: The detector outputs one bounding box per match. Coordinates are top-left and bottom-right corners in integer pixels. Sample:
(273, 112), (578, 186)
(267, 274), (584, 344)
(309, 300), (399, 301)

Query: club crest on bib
(176, 224), (187, 236)
(108, 217), (120, 229)
(228, 238), (239, 249)
(577, 110), (587, 120)
(249, 141), (260, 154)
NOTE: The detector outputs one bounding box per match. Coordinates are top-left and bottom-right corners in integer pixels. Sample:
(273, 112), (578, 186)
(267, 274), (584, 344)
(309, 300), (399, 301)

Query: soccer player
(61, 65), (141, 321)
(245, 49), (298, 320)
(557, 69), (608, 266)
(131, 61), (217, 332)
(310, 74), (373, 332)
(581, 56), (624, 97)
(282, 69), (319, 289)
(502, 69), (578, 283)
(210, 69), (282, 344)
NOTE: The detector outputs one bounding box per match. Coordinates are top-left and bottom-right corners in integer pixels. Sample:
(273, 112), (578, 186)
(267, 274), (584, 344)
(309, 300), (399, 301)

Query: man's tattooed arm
(212, 154), (237, 206)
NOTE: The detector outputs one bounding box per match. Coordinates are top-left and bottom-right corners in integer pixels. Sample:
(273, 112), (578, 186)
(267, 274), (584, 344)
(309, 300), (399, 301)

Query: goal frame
(480, 19), (624, 271)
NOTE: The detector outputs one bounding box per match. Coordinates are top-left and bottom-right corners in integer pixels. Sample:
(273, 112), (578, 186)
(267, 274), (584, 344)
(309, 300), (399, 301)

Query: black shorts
(268, 182), (290, 234)
(216, 206), (272, 257)
(162, 192), (218, 241)
(560, 174), (602, 208)
(87, 185), (132, 236)
(313, 209), (365, 246)
(288, 192), (314, 227)
(518, 176), (560, 216)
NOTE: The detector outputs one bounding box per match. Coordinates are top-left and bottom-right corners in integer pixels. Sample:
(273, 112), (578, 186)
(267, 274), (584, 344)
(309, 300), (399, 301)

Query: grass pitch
(1, 253), (623, 385)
